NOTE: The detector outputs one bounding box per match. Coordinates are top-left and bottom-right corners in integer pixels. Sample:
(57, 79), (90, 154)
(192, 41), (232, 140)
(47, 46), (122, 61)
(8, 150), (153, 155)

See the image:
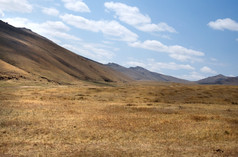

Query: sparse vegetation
(1, 13), (238, 157)
(0, 81), (238, 156)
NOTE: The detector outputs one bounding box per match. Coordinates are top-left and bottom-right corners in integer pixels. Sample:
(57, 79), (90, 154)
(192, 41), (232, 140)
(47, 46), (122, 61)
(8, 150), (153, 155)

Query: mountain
(0, 20), (130, 84)
(106, 63), (190, 83)
(197, 74), (238, 85)
(2, 20), (236, 86)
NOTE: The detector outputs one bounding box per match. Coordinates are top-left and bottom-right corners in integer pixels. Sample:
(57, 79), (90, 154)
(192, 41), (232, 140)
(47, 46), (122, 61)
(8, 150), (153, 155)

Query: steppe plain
(0, 80), (238, 156)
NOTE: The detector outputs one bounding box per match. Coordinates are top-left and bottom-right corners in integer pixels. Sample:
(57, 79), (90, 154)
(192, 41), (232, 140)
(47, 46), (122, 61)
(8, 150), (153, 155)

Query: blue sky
(0, 0), (238, 80)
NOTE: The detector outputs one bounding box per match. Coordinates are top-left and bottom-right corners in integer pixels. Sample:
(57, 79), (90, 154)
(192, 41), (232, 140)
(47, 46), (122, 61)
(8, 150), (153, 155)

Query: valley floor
(0, 81), (238, 156)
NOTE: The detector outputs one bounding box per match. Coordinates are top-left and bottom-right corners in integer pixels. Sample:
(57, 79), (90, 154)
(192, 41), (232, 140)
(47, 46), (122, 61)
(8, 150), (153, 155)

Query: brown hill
(0, 20), (130, 84)
(0, 59), (30, 80)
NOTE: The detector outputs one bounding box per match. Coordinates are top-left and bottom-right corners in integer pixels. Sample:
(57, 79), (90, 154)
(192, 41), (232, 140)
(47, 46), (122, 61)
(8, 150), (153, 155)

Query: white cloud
(0, 0), (32, 13)
(149, 62), (194, 71)
(136, 22), (176, 33)
(3, 17), (31, 28)
(126, 61), (146, 68)
(60, 14), (138, 42)
(3, 18), (81, 43)
(0, 9), (4, 17)
(62, 0), (90, 13)
(208, 18), (238, 31)
(42, 7), (59, 16)
(62, 43), (114, 63)
(105, 2), (150, 26)
(210, 58), (217, 62)
(104, 2), (176, 33)
(129, 40), (204, 62)
(83, 43), (114, 59)
(200, 66), (217, 74)
(125, 59), (194, 72)
(169, 54), (202, 63)
(236, 38), (238, 42)
(180, 71), (205, 81)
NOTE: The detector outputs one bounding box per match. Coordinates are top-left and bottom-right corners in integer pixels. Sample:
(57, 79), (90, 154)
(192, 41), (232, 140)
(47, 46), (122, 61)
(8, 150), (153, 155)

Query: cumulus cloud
(148, 61), (195, 71)
(129, 40), (204, 62)
(0, 9), (4, 17)
(104, 2), (176, 33)
(42, 7), (59, 16)
(0, 0), (32, 13)
(60, 14), (138, 42)
(200, 66), (217, 74)
(208, 18), (238, 31)
(62, 43), (114, 63)
(126, 59), (195, 72)
(62, 0), (90, 12)
(3, 18), (81, 43)
(136, 23), (176, 33)
(180, 71), (205, 81)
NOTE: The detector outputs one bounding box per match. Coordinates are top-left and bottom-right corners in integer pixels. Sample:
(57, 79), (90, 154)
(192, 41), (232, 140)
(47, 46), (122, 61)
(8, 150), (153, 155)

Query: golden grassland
(0, 80), (238, 156)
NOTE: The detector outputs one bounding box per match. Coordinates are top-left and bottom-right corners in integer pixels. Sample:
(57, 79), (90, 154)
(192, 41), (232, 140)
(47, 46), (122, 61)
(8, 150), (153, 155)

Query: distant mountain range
(106, 63), (238, 85)
(106, 63), (190, 83)
(196, 74), (238, 85)
(0, 20), (237, 85)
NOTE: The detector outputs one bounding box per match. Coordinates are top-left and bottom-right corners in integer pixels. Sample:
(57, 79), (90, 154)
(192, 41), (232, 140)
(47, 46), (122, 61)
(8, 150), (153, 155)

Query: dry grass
(0, 81), (238, 156)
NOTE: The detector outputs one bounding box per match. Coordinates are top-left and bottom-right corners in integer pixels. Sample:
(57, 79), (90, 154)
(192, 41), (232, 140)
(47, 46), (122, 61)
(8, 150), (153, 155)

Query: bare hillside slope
(0, 20), (130, 84)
